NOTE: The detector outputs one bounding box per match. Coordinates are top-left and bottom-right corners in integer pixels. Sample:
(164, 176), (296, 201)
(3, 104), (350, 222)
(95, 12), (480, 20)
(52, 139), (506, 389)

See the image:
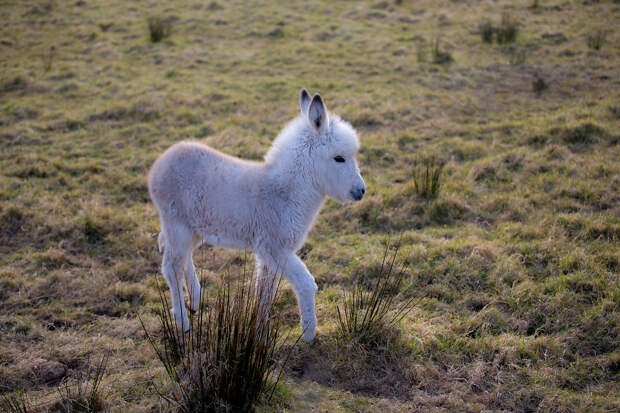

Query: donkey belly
(191, 213), (252, 250)
(199, 230), (247, 250)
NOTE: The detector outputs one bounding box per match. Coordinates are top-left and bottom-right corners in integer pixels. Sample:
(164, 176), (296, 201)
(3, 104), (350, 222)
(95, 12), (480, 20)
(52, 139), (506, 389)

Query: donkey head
(300, 89), (366, 204)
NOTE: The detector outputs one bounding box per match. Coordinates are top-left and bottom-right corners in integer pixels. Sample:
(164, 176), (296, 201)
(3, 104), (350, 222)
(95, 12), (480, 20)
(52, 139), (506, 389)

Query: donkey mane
(265, 114), (360, 167)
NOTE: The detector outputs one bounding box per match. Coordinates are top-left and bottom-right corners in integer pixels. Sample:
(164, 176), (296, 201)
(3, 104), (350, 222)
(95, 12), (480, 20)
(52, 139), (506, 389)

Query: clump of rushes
(478, 19), (494, 43)
(495, 12), (519, 44)
(141, 262), (295, 413)
(411, 156), (444, 199)
(56, 354), (109, 412)
(148, 16), (172, 43)
(0, 392), (30, 413)
(336, 242), (418, 347)
(431, 36), (453, 64)
(532, 73), (548, 95)
(479, 13), (520, 44)
(42, 45), (55, 72)
(587, 29), (606, 50)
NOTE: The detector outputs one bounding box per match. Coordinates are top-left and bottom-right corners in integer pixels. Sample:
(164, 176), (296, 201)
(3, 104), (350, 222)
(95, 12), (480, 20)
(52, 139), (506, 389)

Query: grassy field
(1, 0), (619, 411)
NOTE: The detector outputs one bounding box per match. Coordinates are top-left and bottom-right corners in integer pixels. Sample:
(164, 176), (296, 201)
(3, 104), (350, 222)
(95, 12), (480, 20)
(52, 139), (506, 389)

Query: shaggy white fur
(148, 89), (365, 341)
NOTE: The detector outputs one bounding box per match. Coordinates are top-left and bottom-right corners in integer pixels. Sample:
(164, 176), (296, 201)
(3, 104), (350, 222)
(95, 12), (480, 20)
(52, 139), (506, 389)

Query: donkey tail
(157, 231), (166, 254)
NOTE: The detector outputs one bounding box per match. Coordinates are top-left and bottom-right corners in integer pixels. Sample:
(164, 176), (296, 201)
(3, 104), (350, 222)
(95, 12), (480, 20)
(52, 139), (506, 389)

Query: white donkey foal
(148, 89), (365, 341)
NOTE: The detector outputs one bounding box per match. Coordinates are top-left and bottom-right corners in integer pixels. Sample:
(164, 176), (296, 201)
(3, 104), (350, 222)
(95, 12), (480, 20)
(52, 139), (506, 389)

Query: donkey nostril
(361, 188), (365, 195)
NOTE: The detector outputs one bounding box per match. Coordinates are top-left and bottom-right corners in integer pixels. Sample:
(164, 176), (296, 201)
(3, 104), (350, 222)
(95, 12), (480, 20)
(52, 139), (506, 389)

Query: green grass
(0, 0), (619, 411)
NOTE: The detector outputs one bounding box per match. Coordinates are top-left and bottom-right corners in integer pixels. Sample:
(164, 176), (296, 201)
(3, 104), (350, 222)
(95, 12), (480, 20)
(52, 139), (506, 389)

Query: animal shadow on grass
(284, 330), (415, 401)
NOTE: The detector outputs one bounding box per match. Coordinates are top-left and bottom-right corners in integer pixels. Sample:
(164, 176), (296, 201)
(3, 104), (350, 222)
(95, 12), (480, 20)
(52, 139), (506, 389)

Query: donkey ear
(300, 88), (311, 114)
(308, 94), (328, 133)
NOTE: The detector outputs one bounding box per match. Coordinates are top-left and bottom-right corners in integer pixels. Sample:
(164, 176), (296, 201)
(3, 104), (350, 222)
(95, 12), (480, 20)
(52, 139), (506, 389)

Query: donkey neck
(289, 172), (325, 217)
(265, 161), (325, 239)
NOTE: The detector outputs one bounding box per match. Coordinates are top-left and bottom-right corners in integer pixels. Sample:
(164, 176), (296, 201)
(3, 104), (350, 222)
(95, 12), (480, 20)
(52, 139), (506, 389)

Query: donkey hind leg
(253, 255), (282, 344)
(184, 237), (202, 313)
(254, 256), (280, 307)
(161, 223), (193, 332)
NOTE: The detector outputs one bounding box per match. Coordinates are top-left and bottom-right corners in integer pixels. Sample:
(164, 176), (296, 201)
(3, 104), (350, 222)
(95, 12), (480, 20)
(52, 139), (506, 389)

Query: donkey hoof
(180, 320), (190, 333)
(189, 297), (200, 313)
(301, 329), (315, 342)
(171, 309), (190, 333)
(301, 318), (317, 342)
(187, 300), (199, 314)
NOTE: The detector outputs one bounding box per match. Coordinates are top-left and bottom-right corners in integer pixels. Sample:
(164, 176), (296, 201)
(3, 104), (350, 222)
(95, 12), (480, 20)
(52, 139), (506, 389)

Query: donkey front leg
(281, 252), (319, 342)
(162, 249), (190, 332)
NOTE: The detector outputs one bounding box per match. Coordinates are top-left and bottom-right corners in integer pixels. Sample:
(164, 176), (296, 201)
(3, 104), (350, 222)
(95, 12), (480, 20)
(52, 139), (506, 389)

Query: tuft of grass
(478, 19), (494, 43)
(532, 73), (548, 95)
(553, 122), (608, 148)
(0, 392), (31, 413)
(42, 45), (55, 72)
(411, 156), (444, 199)
(336, 242), (418, 347)
(496, 12), (519, 44)
(147, 16), (172, 43)
(478, 13), (519, 44)
(416, 42), (427, 63)
(83, 216), (106, 244)
(2, 75), (29, 93)
(586, 29), (606, 50)
(56, 354), (109, 413)
(141, 261), (295, 412)
(431, 36), (453, 64)
(1, 206), (26, 237)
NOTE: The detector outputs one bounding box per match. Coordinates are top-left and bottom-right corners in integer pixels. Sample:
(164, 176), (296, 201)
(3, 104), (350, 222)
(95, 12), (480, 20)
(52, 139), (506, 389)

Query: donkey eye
(333, 156), (345, 163)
